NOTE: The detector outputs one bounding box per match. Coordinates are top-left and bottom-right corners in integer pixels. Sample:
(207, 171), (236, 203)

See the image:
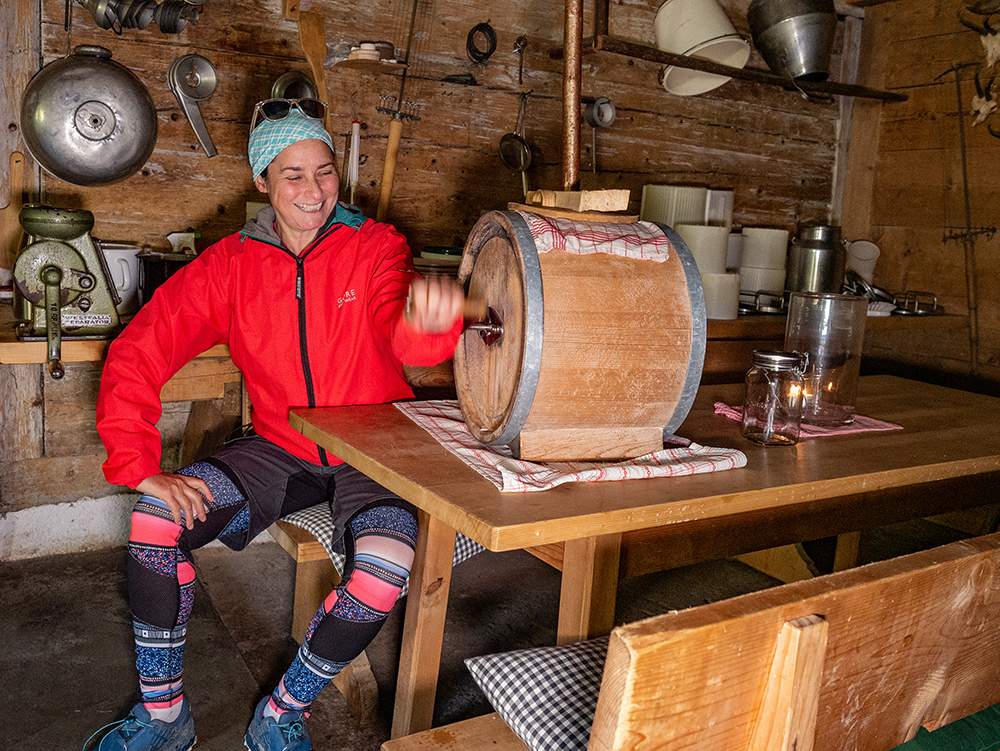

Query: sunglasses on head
(250, 98), (327, 131)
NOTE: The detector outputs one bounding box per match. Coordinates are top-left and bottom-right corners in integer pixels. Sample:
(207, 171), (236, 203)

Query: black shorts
(203, 435), (415, 552)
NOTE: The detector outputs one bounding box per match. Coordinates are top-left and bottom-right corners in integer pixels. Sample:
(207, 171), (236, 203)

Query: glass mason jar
(741, 350), (806, 446)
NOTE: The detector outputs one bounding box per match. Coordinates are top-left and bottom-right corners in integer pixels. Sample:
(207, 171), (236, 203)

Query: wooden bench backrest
(589, 532), (1000, 751)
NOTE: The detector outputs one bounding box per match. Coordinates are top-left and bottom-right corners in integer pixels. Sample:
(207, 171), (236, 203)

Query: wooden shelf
(711, 312), (967, 336)
(550, 35), (908, 103)
(0, 303), (230, 364)
(334, 59), (406, 73)
(0, 337), (230, 365)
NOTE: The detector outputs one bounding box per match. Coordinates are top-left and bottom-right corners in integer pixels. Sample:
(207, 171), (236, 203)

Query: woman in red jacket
(90, 99), (464, 751)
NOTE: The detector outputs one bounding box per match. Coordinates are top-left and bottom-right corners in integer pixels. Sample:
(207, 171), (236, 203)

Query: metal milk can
(785, 224), (847, 294)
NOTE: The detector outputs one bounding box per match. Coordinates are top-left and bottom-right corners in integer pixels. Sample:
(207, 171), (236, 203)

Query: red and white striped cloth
(713, 402), (903, 438)
(395, 400), (747, 493)
(515, 211), (673, 262)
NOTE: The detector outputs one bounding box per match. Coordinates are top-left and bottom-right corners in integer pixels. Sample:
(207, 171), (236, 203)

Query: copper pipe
(561, 0), (582, 190)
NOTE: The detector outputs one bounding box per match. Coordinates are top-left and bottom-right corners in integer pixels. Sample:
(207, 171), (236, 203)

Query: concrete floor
(0, 519), (970, 751)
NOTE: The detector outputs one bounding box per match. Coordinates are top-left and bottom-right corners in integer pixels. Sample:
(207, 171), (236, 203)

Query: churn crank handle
(41, 265), (65, 380)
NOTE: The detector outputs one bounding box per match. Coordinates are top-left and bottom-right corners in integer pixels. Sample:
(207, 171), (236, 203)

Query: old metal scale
(13, 205), (122, 379)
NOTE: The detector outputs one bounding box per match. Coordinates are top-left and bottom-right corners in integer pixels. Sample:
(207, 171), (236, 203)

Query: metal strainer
(499, 93), (531, 197)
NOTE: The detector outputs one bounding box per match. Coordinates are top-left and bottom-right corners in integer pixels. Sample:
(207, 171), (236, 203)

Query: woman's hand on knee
(136, 473), (213, 530)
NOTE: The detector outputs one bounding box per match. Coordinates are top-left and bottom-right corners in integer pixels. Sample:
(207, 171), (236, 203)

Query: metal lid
(751, 350), (805, 370)
(19, 46), (157, 186)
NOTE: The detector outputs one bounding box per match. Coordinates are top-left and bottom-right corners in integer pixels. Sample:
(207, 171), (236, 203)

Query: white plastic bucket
(654, 0), (750, 96)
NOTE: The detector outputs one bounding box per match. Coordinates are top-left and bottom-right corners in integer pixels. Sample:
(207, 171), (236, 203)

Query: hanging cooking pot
(19, 46), (158, 187)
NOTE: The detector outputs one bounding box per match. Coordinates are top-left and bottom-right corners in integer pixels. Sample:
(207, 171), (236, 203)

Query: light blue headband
(248, 110), (334, 180)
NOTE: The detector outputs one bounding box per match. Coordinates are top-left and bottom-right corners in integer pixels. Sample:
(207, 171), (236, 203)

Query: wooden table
(289, 375), (1000, 738)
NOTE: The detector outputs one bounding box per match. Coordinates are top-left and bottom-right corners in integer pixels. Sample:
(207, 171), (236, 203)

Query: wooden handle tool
(376, 117), (404, 222)
(297, 11), (331, 135)
(463, 297), (487, 321)
(1, 151), (25, 273)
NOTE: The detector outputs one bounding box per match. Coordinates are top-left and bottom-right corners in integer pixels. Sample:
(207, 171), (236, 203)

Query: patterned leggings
(126, 461), (418, 713)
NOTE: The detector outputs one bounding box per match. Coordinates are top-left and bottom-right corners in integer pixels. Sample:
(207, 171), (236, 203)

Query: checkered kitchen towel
(280, 503), (487, 598)
(395, 400), (747, 493)
(515, 211), (672, 262)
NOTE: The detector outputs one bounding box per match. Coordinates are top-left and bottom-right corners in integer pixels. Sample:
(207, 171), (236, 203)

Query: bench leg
(291, 555), (337, 643)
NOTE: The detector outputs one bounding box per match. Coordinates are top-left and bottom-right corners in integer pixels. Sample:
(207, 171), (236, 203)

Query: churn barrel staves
(454, 210), (706, 461)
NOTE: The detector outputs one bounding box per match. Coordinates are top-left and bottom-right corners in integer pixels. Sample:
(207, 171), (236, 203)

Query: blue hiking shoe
(87, 698), (195, 751)
(245, 696), (312, 751)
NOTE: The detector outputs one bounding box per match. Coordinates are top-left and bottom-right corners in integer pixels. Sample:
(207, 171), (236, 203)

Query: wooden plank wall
(30, 0), (843, 251)
(843, 1), (1000, 386)
(2, 0), (850, 514)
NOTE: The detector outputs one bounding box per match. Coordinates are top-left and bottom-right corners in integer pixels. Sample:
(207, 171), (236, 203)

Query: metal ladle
(499, 92), (531, 198)
(168, 54), (218, 157)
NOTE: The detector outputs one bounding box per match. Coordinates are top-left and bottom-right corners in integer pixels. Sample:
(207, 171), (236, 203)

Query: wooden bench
(383, 531), (1000, 751)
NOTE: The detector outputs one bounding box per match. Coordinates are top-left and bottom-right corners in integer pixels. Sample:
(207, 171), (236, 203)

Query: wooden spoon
(297, 11), (331, 134)
(0, 152), (25, 274)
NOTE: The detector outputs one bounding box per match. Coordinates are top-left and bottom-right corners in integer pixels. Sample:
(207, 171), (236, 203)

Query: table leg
(391, 510), (457, 739)
(557, 533), (621, 645)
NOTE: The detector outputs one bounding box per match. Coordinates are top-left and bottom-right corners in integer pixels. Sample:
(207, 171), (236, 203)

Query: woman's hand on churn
(136, 472), (213, 530)
(405, 276), (465, 333)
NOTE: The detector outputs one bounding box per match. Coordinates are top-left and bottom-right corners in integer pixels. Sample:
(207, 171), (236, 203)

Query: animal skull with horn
(972, 65), (998, 124)
(959, 3), (1000, 67)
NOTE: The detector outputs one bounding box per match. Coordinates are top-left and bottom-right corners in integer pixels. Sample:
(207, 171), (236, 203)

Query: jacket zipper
(250, 220), (342, 466)
(293, 230), (339, 466)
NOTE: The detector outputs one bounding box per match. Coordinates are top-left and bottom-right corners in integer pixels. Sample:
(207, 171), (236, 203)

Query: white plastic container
(738, 265), (786, 293)
(741, 227), (790, 269)
(701, 272), (741, 319)
(639, 185), (709, 226)
(676, 223), (728, 275)
(99, 242), (143, 317)
(706, 189), (734, 231)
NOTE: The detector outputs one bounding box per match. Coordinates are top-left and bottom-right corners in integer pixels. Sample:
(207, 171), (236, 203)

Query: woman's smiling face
(254, 137), (340, 253)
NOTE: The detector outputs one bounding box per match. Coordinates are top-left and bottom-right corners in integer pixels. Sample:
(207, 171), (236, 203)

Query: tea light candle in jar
(741, 350), (806, 446)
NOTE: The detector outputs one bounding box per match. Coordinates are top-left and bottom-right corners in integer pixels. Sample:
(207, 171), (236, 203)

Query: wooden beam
(549, 36), (908, 103)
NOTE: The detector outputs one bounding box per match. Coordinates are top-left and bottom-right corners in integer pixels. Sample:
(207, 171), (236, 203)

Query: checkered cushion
(465, 636), (609, 751)
(280, 503), (486, 598)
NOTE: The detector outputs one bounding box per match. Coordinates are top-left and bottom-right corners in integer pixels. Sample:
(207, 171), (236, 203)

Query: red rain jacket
(97, 203), (461, 488)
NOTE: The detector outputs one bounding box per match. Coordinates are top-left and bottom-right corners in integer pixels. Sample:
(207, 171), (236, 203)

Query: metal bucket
(748, 0), (837, 83)
(453, 211), (706, 461)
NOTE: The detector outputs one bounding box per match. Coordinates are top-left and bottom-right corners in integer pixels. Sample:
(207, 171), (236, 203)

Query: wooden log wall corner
(845, 2), (1000, 385)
